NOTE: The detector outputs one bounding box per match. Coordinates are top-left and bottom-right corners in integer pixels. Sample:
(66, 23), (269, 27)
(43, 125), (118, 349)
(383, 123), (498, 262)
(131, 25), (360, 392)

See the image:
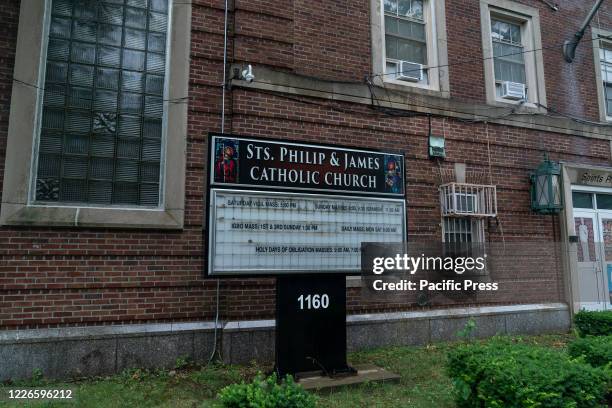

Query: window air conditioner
(455, 192), (476, 213)
(500, 81), (525, 100)
(396, 61), (423, 82)
(440, 183), (497, 217)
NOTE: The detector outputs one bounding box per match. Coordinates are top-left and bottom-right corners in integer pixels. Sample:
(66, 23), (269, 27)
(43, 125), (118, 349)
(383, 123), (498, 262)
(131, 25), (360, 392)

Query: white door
(573, 211), (606, 310)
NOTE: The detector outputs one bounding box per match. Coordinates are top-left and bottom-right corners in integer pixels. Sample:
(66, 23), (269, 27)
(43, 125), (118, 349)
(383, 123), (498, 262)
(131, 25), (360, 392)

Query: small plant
(174, 355), (191, 370)
(574, 310), (612, 337)
(30, 368), (44, 385)
(218, 372), (316, 408)
(456, 318), (477, 340)
(118, 367), (155, 383)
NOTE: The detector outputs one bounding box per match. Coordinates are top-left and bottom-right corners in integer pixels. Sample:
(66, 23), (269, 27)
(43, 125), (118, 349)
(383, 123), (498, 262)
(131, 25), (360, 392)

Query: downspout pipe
(221, 0), (229, 132)
(563, 0), (605, 62)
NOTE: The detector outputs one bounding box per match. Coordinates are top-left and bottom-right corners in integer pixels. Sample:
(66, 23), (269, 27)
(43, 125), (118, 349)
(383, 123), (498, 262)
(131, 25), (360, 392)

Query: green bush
(568, 336), (612, 368)
(447, 341), (609, 408)
(218, 372), (316, 408)
(568, 336), (612, 405)
(574, 310), (612, 337)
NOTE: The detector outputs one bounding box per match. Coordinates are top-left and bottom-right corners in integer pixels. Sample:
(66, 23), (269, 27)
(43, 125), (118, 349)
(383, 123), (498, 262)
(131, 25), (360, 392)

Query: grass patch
(0, 334), (574, 408)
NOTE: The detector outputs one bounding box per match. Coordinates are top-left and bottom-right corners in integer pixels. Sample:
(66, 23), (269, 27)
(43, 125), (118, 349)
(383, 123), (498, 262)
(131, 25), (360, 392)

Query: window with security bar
(443, 217), (487, 274)
(443, 218), (485, 243)
(35, 0), (169, 206)
(383, 0), (429, 84)
(491, 17), (526, 97)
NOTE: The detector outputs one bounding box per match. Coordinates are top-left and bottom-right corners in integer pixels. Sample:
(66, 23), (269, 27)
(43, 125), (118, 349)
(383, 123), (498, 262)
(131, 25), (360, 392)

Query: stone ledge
(223, 319), (275, 333)
(346, 302), (568, 325)
(0, 204), (185, 230)
(0, 321), (220, 344)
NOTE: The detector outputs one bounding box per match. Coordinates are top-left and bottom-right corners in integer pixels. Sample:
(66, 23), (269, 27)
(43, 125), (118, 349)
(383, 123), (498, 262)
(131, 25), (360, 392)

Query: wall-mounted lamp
(530, 154), (562, 214)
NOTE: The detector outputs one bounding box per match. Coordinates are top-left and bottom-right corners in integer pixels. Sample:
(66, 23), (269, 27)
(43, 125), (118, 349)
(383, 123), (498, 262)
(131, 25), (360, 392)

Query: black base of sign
(275, 275), (355, 378)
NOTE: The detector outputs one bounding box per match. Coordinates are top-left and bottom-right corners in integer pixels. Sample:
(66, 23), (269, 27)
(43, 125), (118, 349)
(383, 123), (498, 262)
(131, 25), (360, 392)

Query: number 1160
(297, 294), (329, 310)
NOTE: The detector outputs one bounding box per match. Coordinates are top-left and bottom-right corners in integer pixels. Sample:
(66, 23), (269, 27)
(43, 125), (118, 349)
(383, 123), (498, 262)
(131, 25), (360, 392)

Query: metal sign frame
(207, 188), (407, 276)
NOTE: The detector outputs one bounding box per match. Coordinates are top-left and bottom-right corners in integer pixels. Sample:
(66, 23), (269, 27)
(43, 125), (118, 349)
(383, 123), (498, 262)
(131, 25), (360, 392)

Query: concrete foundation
(0, 303), (570, 381)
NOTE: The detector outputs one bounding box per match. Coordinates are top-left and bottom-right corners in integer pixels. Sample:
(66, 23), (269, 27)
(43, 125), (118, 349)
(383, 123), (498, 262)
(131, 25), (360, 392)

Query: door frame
(571, 185), (612, 310)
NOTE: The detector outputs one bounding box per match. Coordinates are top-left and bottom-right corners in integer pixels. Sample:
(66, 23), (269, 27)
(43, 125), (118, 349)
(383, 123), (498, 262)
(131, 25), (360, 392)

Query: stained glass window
(36, 0), (169, 206)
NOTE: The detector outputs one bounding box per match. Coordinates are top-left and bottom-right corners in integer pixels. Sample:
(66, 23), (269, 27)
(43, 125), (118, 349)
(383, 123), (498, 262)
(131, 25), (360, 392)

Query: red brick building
(1, 0), (612, 379)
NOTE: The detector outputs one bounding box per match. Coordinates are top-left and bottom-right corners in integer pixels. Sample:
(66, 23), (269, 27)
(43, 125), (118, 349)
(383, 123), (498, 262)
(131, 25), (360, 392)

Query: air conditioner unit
(396, 61), (423, 82)
(500, 81), (525, 100)
(455, 192), (476, 213)
(440, 183), (497, 217)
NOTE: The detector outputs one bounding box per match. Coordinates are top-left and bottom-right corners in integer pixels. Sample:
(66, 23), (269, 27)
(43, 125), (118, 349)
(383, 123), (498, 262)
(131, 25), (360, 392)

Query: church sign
(209, 135), (405, 196)
(576, 169), (612, 188)
(207, 134), (407, 276)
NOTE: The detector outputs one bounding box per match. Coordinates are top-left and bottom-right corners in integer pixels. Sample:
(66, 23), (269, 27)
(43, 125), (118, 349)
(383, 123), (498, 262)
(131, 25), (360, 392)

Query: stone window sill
(0, 203), (184, 229)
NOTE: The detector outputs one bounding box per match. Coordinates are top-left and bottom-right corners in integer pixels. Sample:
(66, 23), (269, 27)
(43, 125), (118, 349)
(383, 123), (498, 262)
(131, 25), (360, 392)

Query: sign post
(275, 275), (353, 377)
(206, 133), (407, 377)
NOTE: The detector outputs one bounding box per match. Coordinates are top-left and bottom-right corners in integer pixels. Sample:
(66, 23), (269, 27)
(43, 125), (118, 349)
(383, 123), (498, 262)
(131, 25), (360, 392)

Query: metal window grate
(442, 217), (487, 275)
(35, 0), (169, 206)
(443, 217), (473, 243)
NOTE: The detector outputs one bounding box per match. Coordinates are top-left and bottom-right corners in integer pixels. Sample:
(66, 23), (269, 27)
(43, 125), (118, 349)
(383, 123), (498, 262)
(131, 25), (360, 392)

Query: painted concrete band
(0, 303), (570, 381)
(0, 302), (567, 342)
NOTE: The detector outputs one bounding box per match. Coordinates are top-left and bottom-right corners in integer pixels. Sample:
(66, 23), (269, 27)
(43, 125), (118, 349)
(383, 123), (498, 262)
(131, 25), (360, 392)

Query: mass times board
(209, 190), (405, 275)
(207, 134), (406, 276)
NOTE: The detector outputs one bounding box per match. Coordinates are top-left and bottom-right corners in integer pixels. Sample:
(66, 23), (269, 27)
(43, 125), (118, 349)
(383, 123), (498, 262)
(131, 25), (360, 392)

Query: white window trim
(0, 0), (190, 229)
(592, 27), (612, 123)
(370, 0), (450, 98)
(479, 0), (547, 110)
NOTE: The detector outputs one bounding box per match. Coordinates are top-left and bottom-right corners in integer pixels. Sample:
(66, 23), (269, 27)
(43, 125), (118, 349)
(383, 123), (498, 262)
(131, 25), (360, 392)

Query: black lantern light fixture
(530, 154), (563, 214)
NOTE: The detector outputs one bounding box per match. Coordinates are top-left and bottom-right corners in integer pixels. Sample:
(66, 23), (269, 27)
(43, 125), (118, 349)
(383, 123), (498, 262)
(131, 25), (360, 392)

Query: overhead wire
(240, 77), (612, 136)
(8, 77), (191, 105)
(4, 18), (612, 127)
(3, 2), (612, 132)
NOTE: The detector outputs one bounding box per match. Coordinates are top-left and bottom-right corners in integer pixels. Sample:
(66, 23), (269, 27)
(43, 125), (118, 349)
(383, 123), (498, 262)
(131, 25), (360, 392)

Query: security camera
(241, 64), (254, 83)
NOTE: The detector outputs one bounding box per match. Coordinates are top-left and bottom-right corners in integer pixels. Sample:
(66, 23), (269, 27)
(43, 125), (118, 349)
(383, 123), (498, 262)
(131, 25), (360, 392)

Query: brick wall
(0, 0), (611, 329)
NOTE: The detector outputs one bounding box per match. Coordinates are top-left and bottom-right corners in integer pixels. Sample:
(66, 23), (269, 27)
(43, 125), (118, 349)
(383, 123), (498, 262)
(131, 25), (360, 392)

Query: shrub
(574, 310), (612, 337)
(568, 336), (612, 405)
(568, 336), (612, 368)
(218, 372), (316, 408)
(447, 341), (609, 408)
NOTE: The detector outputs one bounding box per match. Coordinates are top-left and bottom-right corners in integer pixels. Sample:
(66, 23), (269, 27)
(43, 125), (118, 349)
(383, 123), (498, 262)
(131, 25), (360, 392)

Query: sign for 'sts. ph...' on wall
(209, 134), (405, 196)
(576, 169), (612, 187)
(207, 134), (407, 276)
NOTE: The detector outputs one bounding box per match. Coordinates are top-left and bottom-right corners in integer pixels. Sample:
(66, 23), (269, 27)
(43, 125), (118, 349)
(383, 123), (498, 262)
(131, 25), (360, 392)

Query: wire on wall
(207, 0), (231, 366)
(485, 122), (493, 186)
